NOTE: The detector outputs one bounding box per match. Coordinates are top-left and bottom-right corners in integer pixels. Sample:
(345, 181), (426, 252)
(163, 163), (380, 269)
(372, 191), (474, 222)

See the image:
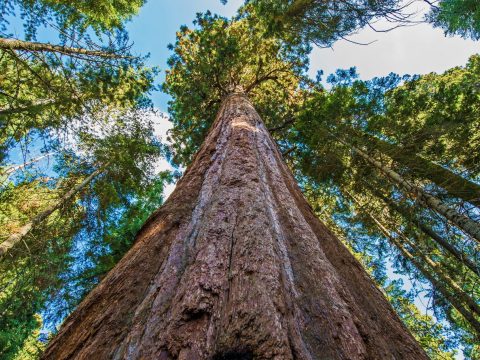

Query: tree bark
(349, 143), (480, 243)
(43, 93), (427, 359)
(0, 167), (104, 257)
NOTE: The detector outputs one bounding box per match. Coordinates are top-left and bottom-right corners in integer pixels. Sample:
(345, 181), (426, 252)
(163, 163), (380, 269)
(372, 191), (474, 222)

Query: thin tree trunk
(0, 38), (128, 59)
(363, 208), (480, 335)
(376, 191), (480, 277)
(349, 143), (480, 242)
(396, 229), (480, 316)
(1, 152), (56, 176)
(43, 93), (427, 360)
(0, 167), (104, 257)
(346, 190), (480, 317)
(361, 131), (480, 207)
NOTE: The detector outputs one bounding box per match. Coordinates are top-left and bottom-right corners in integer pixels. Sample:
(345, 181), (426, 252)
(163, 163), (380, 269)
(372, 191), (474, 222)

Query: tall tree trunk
(367, 212), (480, 335)
(0, 167), (104, 257)
(1, 152), (56, 176)
(375, 190), (480, 277)
(348, 143), (480, 242)
(359, 131), (480, 207)
(0, 38), (127, 59)
(43, 93), (427, 360)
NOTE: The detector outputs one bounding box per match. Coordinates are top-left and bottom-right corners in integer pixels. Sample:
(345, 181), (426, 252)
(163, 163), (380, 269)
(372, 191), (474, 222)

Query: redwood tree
(43, 91), (427, 359)
(43, 13), (427, 359)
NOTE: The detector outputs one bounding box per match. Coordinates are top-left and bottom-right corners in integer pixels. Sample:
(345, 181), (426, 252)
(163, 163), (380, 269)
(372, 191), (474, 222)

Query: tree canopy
(163, 10), (310, 165)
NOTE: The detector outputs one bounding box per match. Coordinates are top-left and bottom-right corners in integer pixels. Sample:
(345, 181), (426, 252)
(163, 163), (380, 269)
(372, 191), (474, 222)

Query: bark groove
(43, 93), (427, 359)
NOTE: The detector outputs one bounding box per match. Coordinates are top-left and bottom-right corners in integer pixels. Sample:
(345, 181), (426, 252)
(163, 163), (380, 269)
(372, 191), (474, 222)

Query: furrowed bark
(0, 167), (104, 257)
(0, 38), (127, 59)
(349, 144), (480, 242)
(43, 93), (427, 360)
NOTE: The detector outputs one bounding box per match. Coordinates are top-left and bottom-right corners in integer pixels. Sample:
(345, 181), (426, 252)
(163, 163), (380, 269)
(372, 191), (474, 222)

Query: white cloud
(308, 3), (480, 82)
(149, 110), (177, 200)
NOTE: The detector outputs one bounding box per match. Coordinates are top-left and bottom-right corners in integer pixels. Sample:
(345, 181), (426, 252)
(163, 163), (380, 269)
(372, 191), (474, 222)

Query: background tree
(284, 57), (480, 357)
(0, 107), (166, 359)
(427, 0), (480, 40)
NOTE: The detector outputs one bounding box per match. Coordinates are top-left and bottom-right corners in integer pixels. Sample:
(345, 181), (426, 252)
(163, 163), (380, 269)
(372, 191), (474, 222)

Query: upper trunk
(43, 93), (427, 359)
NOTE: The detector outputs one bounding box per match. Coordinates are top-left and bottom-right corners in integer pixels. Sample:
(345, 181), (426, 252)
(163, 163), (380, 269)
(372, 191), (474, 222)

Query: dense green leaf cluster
(1, 0), (144, 37)
(427, 0), (480, 40)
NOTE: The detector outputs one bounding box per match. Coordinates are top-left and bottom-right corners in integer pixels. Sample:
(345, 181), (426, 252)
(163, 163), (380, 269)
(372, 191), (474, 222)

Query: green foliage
(427, 0), (480, 40)
(376, 54), (480, 175)
(385, 281), (456, 359)
(241, 0), (410, 46)
(83, 172), (172, 283)
(0, 0), (144, 36)
(9, 314), (46, 360)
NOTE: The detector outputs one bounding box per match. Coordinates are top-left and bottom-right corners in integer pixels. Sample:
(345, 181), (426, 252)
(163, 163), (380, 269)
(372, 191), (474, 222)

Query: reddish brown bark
(43, 93), (427, 359)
